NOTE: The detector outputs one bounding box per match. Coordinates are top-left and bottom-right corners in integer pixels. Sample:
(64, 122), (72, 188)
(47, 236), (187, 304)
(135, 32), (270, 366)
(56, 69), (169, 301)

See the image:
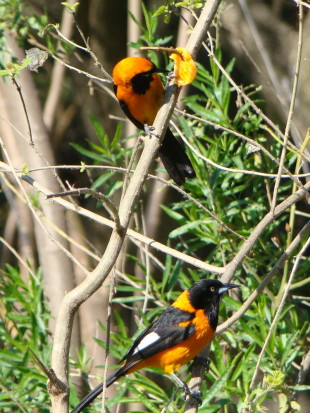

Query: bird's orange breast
(115, 75), (164, 126)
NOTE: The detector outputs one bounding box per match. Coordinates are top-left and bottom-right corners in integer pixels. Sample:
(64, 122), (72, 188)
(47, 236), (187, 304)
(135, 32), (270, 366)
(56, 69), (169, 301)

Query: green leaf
(152, 5), (166, 17)
(202, 364), (233, 406)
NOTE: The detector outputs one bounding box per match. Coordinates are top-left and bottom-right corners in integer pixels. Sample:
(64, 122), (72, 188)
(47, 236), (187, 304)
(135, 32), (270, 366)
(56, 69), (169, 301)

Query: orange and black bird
(71, 279), (238, 412)
(112, 56), (196, 185)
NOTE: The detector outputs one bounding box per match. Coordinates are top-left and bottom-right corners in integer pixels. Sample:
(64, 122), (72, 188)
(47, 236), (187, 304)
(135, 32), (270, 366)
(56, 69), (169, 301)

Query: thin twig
(293, 0), (310, 10)
(217, 220), (310, 334)
(0, 237), (40, 283)
(172, 119), (306, 192)
(3, 160), (310, 179)
(46, 21), (113, 82)
(11, 77), (33, 144)
(20, 169), (225, 274)
(47, 187), (122, 234)
(155, 167), (246, 241)
(221, 181), (309, 285)
(72, 13), (113, 82)
(280, 129), (310, 292)
(270, 4), (304, 212)
(27, 37), (111, 84)
(242, 234), (310, 411)
(50, 52), (111, 83)
(0, 139), (88, 276)
(0, 160), (226, 274)
(140, 46), (182, 55)
(202, 43), (310, 165)
(175, 110), (310, 179)
(45, 24), (89, 53)
(141, 202), (151, 314)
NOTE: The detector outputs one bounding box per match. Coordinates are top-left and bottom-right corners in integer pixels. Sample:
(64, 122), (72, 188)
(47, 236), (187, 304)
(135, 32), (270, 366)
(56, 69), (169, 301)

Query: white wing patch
(133, 332), (160, 355)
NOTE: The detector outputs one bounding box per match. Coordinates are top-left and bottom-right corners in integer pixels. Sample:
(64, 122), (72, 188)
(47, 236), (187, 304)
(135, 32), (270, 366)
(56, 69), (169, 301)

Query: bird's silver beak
(218, 283), (240, 295)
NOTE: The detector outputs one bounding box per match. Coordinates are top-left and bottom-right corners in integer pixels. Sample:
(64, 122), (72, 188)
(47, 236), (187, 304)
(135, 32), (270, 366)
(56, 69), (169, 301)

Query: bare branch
(271, 4), (304, 212)
(43, 1), (75, 130)
(0, 162), (223, 274)
(221, 181), (309, 284)
(10, 77), (33, 144)
(47, 187), (122, 234)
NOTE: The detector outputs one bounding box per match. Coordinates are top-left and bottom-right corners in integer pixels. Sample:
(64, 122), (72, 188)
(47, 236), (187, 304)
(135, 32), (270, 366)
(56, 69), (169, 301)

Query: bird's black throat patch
(204, 306), (219, 331)
(131, 70), (156, 95)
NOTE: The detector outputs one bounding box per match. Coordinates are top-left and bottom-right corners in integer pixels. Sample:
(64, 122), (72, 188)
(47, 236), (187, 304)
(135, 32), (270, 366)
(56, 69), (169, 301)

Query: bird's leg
(190, 355), (210, 371)
(169, 373), (202, 404)
(143, 123), (159, 138)
(165, 71), (176, 88)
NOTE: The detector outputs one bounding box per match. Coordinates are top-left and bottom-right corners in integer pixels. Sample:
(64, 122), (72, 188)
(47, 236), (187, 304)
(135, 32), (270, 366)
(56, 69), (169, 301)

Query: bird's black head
(188, 279), (239, 330)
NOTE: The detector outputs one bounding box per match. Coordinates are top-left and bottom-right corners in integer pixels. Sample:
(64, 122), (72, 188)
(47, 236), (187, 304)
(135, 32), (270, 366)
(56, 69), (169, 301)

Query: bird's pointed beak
(218, 283), (240, 295)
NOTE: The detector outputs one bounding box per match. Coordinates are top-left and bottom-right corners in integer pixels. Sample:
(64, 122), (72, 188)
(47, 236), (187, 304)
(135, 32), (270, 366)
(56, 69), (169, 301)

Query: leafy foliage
(68, 14), (309, 413)
(0, 1), (309, 413)
(0, 266), (50, 411)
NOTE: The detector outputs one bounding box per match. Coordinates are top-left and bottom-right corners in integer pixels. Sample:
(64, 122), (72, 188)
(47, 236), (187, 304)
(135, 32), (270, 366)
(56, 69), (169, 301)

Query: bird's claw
(181, 389), (202, 404)
(144, 124), (159, 138)
(190, 390), (202, 404)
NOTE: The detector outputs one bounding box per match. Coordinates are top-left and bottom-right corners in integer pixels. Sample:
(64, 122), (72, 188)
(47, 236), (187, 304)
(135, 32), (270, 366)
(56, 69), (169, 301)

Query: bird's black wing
(159, 129), (196, 186)
(70, 306), (196, 413)
(119, 306), (196, 368)
(115, 92), (195, 186)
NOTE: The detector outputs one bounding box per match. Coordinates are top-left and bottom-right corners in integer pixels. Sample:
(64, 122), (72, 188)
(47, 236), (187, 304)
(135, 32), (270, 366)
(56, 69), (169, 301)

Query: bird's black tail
(70, 370), (121, 413)
(159, 128), (195, 186)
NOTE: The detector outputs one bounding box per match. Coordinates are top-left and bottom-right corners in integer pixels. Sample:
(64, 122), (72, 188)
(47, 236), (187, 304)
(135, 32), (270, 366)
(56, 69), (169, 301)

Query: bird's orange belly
(117, 80), (164, 127)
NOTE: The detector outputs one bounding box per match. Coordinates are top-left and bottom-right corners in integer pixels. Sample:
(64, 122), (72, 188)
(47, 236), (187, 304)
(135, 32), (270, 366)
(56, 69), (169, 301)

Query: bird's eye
(210, 286), (215, 292)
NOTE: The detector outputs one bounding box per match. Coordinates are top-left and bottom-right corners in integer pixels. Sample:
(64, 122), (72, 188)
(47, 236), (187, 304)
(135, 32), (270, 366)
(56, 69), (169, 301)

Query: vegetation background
(0, 0), (309, 412)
